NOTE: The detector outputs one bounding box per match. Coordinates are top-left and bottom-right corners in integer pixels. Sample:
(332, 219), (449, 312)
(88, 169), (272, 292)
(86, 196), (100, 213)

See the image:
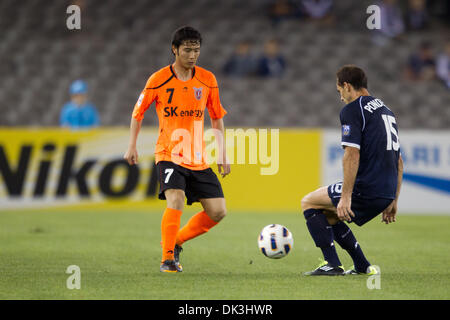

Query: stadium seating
(0, 0), (448, 128)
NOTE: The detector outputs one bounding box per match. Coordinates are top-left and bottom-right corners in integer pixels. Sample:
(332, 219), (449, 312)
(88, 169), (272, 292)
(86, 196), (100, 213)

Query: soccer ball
(258, 224), (294, 259)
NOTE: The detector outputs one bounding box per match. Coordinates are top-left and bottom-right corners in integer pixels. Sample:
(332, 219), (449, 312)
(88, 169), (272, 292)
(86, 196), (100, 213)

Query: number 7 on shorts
(164, 168), (174, 183)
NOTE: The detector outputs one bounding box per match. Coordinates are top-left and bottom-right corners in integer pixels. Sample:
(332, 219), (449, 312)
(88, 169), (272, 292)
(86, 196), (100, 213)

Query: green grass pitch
(0, 208), (449, 300)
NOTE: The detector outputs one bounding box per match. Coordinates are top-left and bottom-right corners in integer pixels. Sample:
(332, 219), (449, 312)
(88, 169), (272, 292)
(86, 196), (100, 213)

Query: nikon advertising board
(0, 128), (320, 212)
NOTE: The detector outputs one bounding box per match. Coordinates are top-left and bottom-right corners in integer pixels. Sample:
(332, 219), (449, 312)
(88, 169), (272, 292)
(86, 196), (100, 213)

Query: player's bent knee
(207, 207), (226, 222)
(301, 187), (334, 214)
(201, 198), (226, 222)
(301, 194), (314, 212)
(214, 208), (227, 222)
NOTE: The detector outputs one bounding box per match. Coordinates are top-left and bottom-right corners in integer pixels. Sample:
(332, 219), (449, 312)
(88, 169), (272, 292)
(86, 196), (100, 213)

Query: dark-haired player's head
(336, 65), (369, 104)
(171, 26), (202, 69)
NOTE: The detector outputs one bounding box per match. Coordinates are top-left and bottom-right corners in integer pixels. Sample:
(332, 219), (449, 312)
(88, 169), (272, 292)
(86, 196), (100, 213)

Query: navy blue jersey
(339, 96), (400, 199)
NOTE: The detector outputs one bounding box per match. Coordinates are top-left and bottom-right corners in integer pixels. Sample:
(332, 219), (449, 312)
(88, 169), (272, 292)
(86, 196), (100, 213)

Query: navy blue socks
(304, 209), (342, 267)
(332, 221), (370, 272)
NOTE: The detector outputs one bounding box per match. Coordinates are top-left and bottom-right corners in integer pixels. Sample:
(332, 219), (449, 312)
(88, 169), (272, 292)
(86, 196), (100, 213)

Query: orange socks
(176, 211), (218, 246)
(161, 208), (183, 261)
(161, 209), (219, 261)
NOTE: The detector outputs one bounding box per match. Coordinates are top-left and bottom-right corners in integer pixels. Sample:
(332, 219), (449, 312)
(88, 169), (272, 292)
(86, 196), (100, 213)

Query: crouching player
(301, 65), (403, 276)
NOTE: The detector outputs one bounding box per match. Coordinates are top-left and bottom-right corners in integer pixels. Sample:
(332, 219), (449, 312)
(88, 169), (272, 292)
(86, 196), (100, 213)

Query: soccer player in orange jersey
(124, 26), (230, 272)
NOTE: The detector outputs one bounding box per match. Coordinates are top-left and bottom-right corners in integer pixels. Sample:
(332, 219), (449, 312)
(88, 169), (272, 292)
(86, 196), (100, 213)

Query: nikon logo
(0, 144), (158, 198)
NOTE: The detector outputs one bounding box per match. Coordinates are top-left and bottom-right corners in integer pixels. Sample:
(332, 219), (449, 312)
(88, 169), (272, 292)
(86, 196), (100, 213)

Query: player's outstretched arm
(337, 146), (359, 222)
(211, 117), (230, 178)
(382, 154), (403, 224)
(124, 117), (142, 165)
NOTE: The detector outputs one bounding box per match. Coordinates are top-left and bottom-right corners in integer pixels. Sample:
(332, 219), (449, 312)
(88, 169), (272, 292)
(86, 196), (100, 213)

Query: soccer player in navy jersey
(301, 65), (404, 276)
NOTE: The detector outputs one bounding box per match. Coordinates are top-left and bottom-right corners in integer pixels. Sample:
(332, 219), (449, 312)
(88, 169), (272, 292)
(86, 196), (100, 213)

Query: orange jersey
(132, 65), (227, 170)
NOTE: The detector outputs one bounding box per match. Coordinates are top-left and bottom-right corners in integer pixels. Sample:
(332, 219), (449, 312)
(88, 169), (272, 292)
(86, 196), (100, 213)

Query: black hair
(336, 65), (368, 90)
(171, 26), (202, 55)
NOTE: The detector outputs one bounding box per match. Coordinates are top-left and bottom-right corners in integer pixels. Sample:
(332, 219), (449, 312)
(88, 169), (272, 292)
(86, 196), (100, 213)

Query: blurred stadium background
(0, 0), (449, 128)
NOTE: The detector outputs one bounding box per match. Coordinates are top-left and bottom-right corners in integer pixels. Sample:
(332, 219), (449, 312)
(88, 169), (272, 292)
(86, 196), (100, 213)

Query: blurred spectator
(299, 0), (335, 26)
(406, 0), (429, 31)
(60, 80), (100, 129)
(223, 41), (257, 77)
(373, 0), (405, 46)
(266, 0), (301, 26)
(256, 39), (286, 77)
(436, 40), (450, 88)
(404, 41), (436, 82)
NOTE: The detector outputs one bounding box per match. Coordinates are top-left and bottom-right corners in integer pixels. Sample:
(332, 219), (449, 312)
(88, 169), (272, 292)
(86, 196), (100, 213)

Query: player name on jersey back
(363, 98), (386, 113)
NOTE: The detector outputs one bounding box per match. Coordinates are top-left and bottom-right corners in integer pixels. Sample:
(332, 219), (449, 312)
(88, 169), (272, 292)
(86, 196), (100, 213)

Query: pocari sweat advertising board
(322, 130), (450, 214)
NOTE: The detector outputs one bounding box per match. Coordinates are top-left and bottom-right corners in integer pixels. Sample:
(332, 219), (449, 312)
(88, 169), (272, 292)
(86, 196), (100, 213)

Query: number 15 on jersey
(382, 114), (400, 151)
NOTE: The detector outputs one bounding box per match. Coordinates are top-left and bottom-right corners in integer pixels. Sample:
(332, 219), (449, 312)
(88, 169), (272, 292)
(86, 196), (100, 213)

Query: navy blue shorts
(327, 182), (393, 226)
